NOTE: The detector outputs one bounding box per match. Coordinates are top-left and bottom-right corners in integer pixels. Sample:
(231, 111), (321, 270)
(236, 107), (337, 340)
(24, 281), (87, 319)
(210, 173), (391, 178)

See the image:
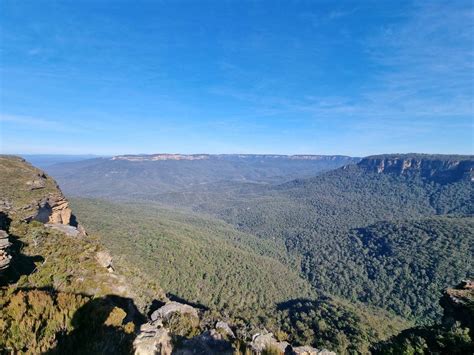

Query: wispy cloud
(0, 113), (81, 133)
(212, 2), (474, 126)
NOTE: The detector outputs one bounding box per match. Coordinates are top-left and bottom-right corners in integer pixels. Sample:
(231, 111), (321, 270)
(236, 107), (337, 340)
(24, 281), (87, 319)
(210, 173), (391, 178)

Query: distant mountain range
(111, 153), (358, 161)
(44, 154), (360, 197)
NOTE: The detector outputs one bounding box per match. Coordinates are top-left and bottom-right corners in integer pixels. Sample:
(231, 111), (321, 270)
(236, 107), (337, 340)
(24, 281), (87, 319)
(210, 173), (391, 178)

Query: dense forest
(173, 164), (473, 322)
(69, 198), (312, 320)
(70, 198), (409, 353)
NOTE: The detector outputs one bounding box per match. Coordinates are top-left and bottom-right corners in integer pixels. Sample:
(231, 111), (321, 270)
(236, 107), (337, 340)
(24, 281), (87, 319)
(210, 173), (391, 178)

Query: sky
(0, 0), (473, 156)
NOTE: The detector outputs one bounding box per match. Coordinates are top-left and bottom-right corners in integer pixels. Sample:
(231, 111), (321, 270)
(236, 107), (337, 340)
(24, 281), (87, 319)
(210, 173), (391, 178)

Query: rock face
(358, 154), (474, 183)
(31, 194), (73, 225)
(0, 230), (12, 273)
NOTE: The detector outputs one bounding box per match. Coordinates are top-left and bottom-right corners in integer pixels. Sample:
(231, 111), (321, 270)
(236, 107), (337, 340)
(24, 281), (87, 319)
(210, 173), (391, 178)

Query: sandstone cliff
(357, 154), (474, 183)
(0, 155), (78, 228)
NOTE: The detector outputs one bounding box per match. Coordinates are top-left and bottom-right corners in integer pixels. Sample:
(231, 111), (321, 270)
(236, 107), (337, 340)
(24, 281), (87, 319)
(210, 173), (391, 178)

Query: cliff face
(28, 194), (74, 225)
(0, 155), (76, 226)
(358, 154), (474, 183)
(0, 155), (85, 276)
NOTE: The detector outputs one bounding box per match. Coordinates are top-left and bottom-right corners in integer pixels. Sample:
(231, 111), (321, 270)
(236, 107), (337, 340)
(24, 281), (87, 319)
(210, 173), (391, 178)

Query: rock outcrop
(30, 194), (73, 225)
(96, 250), (114, 272)
(0, 155), (79, 228)
(250, 332), (291, 353)
(440, 279), (474, 331)
(134, 323), (173, 355)
(0, 230), (12, 273)
(358, 154), (474, 183)
(150, 301), (199, 323)
(215, 321), (235, 338)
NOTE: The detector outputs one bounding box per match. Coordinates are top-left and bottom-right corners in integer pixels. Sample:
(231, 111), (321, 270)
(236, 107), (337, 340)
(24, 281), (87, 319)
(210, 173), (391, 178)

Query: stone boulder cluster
(133, 301), (335, 355)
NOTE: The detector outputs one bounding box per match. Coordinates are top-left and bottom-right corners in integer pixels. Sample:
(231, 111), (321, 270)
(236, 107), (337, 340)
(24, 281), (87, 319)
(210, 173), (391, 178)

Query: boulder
(250, 332), (291, 353)
(150, 301), (199, 323)
(133, 323), (172, 355)
(215, 321), (235, 338)
(96, 250), (114, 272)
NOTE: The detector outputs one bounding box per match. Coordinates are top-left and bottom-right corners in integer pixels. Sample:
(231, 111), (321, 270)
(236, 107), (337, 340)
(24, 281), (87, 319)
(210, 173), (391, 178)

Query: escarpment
(358, 154), (474, 183)
(0, 155), (79, 230)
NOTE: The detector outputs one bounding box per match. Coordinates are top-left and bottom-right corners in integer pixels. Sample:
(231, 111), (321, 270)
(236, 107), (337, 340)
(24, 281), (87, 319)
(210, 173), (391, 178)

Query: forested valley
(42, 153), (473, 353)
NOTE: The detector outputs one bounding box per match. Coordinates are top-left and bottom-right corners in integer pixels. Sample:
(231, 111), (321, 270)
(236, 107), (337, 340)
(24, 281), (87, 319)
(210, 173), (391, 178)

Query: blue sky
(1, 0), (473, 156)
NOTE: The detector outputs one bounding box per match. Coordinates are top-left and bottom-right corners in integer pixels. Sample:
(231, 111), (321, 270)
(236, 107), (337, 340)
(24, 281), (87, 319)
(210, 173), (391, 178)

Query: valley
(50, 153), (474, 323)
(1, 153), (472, 354)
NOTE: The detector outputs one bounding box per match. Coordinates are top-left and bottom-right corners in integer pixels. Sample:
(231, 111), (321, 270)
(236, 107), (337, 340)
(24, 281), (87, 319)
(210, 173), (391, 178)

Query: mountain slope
(69, 197), (314, 321)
